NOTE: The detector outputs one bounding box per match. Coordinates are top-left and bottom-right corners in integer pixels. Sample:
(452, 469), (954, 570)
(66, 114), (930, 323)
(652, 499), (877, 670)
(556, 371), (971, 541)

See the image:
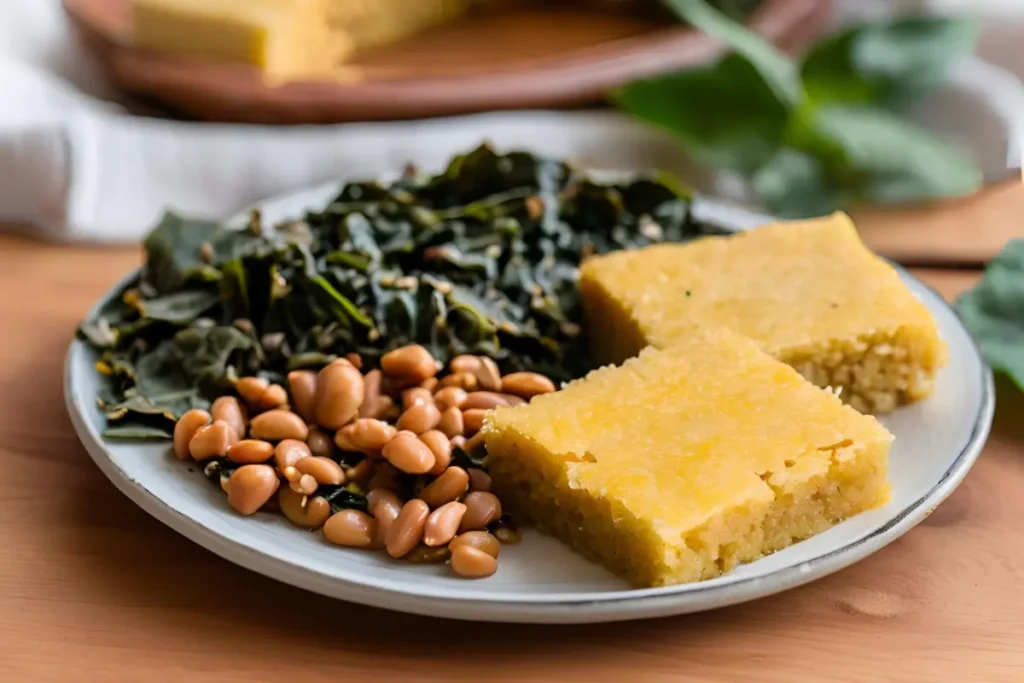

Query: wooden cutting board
(63, 0), (831, 124)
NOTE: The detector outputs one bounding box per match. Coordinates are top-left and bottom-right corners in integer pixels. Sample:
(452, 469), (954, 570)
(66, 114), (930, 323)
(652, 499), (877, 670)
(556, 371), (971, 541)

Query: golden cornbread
(482, 331), (892, 588)
(132, 0), (470, 80)
(579, 212), (947, 413)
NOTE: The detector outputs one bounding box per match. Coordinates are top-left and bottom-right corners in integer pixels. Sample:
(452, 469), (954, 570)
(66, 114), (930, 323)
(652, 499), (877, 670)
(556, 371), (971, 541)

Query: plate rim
(64, 195), (994, 622)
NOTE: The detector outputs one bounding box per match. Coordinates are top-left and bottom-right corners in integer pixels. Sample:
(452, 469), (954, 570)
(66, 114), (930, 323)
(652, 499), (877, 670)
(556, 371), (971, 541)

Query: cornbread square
(133, 0), (469, 79)
(482, 331), (892, 588)
(579, 212), (947, 413)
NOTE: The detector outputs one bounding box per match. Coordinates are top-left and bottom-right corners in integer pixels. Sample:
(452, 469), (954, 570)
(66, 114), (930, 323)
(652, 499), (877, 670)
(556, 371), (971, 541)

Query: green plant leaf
(173, 324), (256, 390)
(801, 16), (978, 109)
(143, 212), (257, 294)
(955, 241), (1024, 391)
(752, 147), (846, 218)
(808, 105), (982, 204)
(612, 54), (789, 174)
(103, 424), (175, 440)
(662, 0), (803, 106)
(138, 290), (219, 324)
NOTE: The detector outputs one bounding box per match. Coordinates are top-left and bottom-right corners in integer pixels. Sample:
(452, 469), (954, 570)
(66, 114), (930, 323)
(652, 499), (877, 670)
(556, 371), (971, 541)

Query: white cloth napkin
(2, 0), (1023, 244)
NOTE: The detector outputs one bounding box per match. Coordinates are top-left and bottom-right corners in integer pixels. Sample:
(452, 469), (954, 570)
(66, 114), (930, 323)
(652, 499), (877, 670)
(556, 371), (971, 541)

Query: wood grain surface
(853, 175), (1024, 266)
(0, 238), (1022, 682)
(63, 0), (830, 123)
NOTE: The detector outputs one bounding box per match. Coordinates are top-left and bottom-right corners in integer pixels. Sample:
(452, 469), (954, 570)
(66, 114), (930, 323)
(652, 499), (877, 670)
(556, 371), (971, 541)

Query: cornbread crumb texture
(483, 332), (892, 588)
(580, 212), (948, 412)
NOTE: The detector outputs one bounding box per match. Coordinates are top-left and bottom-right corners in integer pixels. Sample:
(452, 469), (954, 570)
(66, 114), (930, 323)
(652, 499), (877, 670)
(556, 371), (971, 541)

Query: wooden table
(1, 231), (1023, 681)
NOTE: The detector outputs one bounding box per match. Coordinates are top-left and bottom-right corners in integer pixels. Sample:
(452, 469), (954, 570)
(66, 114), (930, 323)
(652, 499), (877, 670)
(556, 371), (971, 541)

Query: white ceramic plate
(65, 185), (993, 624)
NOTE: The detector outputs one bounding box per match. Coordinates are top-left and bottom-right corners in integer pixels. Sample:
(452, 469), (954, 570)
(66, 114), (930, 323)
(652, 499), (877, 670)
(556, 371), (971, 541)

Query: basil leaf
(955, 241), (1024, 391)
(808, 105), (981, 204)
(662, 0), (803, 106)
(612, 54), (789, 174)
(802, 16), (978, 110)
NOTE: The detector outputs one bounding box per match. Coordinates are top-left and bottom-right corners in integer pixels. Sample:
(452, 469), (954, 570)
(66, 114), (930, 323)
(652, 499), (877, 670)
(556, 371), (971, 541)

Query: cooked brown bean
(210, 396), (248, 440)
(464, 430), (486, 454)
(437, 372), (478, 392)
(235, 376), (269, 405)
(476, 357), (502, 392)
(421, 430), (452, 476)
(287, 370), (318, 422)
(450, 435), (467, 450)
(344, 459), (376, 486)
(396, 402), (441, 434)
(500, 372), (557, 398)
(227, 439), (274, 464)
(423, 501), (467, 546)
(323, 510), (378, 548)
(467, 468), (492, 493)
(437, 406), (464, 439)
(274, 439), (311, 469)
(336, 418), (397, 455)
(367, 462), (400, 491)
(385, 499), (430, 558)
(451, 545), (498, 578)
(189, 420), (239, 461)
(358, 369), (382, 419)
(449, 531), (501, 558)
(250, 409), (308, 441)
(419, 376), (438, 392)
(305, 429), (334, 459)
(400, 386), (434, 409)
(368, 488), (402, 548)
(432, 387), (464, 409)
(382, 431), (435, 475)
(258, 384), (288, 412)
(505, 395), (527, 406)
(449, 355), (482, 374)
(294, 456), (345, 486)
(433, 387), (468, 410)
(381, 344), (439, 384)
(459, 491), (502, 532)
(405, 545), (451, 564)
(380, 402), (402, 421)
(462, 391), (514, 410)
(493, 524), (523, 544)
(289, 473), (319, 496)
(345, 352), (363, 370)
(173, 409), (211, 460)
(419, 466), (469, 509)
(462, 408), (488, 435)
(314, 360), (365, 429)
(278, 487), (330, 529)
(226, 464), (279, 515)
(334, 429), (357, 452)
(367, 488), (403, 518)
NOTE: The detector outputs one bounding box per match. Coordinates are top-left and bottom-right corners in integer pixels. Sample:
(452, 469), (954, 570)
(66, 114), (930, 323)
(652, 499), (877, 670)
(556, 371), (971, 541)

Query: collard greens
(78, 145), (726, 438)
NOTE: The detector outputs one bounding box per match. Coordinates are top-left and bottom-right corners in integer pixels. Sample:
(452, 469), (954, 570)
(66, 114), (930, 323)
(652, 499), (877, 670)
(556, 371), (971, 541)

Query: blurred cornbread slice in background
(483, 331), (892, 588)
(132, 0), (470, 80)
(580, 212), (948, 413)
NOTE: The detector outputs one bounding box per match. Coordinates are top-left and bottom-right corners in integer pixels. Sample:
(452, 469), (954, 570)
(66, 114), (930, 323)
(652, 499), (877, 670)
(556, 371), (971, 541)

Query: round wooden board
(63, 0), (831, 124)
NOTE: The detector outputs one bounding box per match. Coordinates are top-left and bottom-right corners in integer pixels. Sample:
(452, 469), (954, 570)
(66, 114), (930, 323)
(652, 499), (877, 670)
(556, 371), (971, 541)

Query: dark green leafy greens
(78, 145), (725, 439)
(613, 1), (982, 218)
(955, 241), (1024, 392)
